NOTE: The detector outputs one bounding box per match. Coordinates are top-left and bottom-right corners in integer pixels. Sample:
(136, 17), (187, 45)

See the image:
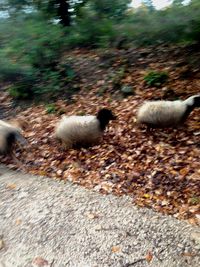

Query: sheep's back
(55, 115), (102, 146)
(137, 101), (186, 127)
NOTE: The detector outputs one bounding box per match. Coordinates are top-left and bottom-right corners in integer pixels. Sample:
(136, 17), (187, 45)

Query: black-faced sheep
(137, 95), (200, 127)
(55, 108), (116, 148)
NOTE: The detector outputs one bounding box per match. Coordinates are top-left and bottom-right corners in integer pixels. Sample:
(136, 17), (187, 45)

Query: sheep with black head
(137, 95), (200, 127)
(55, 108), (116, 149)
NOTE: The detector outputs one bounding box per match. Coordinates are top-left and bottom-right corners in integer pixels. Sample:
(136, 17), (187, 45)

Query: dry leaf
(16, 219), (22, 225)
(181, 252), (196, 257)
(6, 183), (16, 190)
(145, 251), (153, 263)
(32, 257), (49, 266)
(111, 246), (121, 253)
(86, 212), (99, 219)
(179, 168), (189, 176)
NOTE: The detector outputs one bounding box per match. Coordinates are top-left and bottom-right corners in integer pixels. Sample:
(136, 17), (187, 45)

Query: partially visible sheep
(137, 95), (200, 127)
(55, 108), (116, 148)
(0, 118), (27, 154)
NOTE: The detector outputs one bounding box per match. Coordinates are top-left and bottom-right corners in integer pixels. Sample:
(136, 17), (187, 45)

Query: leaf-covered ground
(1, 45), (200, 224)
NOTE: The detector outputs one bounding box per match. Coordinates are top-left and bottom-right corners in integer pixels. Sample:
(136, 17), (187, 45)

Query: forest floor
(0, 44), (200, 224)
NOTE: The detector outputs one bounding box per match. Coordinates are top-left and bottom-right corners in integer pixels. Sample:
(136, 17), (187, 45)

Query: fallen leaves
(1, 46), (200, 224)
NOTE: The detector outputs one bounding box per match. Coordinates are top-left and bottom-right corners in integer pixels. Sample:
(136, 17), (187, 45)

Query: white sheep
(55, 108), (116, 148)
(137, 95), (200, 127)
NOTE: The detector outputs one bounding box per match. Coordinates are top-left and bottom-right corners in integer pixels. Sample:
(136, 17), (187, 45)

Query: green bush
(66, 4), (200, 49)
(144, 71), (169, 87)
(0, 63), (27, 82)
(45, 104), (57, 114)
(9, 83), (33, 99)
(2, 18), (65, 68)
(65, 14), (116, 48)
(0, 17), (77, 99)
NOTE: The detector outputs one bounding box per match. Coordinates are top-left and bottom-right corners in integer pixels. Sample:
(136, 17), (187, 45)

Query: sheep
(55, 108), (116, 149)
(0, 118), (28, 155)
(137, 94), (200, 127)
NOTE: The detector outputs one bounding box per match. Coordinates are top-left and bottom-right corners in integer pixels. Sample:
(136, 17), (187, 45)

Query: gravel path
(0, 165), (199, 267)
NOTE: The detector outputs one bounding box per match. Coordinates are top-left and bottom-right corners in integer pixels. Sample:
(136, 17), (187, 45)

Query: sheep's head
(97, 108), (116, 130)
(191, 95), (200, 108)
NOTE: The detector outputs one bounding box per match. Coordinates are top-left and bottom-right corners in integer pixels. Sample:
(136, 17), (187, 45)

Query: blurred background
(0, 0), (200, 100)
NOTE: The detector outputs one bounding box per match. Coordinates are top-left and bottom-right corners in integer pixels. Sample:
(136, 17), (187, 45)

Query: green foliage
(0, 0), (200, 102)
(45, 104), (57, 114)
(64, 0), (131, 48)
(63, 0), (200, 48)
(66, 17), (116, 48)
(91, 0), (131, 20)
(9, 82), (33, 99)
(189, 196), (200, 205)
(125, 1), (200, 45)
(142, 0), (155, 12)
(59, 63), (76, 81)
(5, 18), (65, 68)
(0, 61), (29, 83)
(0, 56), (37, 99)
(144, 71), (169, 87)
(1, 0), (200, 50)
(0, 17), (76, 99)
(111, 66), (126, 90)
(121, 85), (134, 96)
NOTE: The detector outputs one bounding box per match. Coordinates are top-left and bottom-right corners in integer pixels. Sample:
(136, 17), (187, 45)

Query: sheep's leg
(60, 140), (72, 151)
(10, 151), (25, 171)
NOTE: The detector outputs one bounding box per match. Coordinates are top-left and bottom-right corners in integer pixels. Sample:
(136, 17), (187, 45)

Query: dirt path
(0, 165), (199, 267)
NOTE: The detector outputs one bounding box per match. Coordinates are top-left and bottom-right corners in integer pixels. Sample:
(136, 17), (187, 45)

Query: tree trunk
(56, 0), (70, 27)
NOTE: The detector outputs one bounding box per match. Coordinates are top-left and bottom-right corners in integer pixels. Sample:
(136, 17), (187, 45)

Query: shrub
(45, 104), (57, 114)
(144, 71), (169, 87)
(9, 82), (33, 99)
(66, 15), (116, 48)
(1, 61), (37, 99)
(0, 53), (35, 82)
(0, 17), (77, 99)
(3, 18), (65, 69)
